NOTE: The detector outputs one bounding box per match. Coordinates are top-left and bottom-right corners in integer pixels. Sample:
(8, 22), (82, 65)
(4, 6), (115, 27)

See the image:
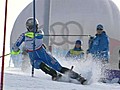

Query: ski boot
(69, 66), (87, 85)
(70, 67), (87, 84)
(77, 75), (87, 85)
(60, 66), (87, 84)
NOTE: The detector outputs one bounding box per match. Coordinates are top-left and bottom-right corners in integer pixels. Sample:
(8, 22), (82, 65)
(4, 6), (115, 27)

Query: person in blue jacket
(87, 24), (109, 63)
(65, 40), (84, 60)
(11, 17), (87, 84)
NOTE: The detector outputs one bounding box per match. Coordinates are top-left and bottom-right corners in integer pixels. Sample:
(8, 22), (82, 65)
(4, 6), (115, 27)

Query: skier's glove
(11, 49), (21, 55)
(89, 36), (94, 40)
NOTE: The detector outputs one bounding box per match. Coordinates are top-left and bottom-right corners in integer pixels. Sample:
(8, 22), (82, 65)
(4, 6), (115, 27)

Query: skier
(11, 17), (87, 84)
(86, 24), (110, 63)
(65, 40), (84, 60)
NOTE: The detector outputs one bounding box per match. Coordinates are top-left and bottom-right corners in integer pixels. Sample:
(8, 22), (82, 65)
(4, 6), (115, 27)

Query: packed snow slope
(4, 68), (120, 90)
(3, 57), (120, 90)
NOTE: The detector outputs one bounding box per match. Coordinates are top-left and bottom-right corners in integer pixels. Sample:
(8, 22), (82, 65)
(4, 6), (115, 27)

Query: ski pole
(0, 53), (10, 58)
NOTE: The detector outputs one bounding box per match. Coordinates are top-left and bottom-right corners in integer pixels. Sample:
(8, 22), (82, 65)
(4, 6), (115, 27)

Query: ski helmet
(97, 24), (103, 30)
(26, 17), (39, 32)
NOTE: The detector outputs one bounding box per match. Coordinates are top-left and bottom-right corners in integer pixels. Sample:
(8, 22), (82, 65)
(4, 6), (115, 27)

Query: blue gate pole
(32, 0), (36, 77)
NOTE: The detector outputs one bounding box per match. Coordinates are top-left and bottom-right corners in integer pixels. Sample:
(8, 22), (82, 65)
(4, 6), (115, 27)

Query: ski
(52, 66), (87, 85)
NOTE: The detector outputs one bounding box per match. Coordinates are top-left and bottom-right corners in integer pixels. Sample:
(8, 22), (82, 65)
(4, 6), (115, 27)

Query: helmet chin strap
(27, 25), (38, 32)
(28, 29), (34, 32)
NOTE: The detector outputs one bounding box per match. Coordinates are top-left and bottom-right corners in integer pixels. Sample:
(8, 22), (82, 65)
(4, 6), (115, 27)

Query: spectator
(65, 40), (84, 60)
(86, 24), (110, 63)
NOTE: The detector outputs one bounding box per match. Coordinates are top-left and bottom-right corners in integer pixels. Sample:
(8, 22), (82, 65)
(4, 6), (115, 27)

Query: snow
(4, 68), (120, 90)
(3, 58), (120, 90)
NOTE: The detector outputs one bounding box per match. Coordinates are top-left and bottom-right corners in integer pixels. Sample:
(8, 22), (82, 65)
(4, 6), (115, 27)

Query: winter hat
(75, 40), (82, 45)
(97, 24), (103, 30)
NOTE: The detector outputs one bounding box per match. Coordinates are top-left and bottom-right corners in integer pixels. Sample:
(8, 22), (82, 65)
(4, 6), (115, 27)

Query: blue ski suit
(12, 31), (62, 71)
(87, 31), (109, 61)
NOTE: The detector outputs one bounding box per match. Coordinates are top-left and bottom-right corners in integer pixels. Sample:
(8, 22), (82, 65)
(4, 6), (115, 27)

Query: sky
(113, 0), (120, 8)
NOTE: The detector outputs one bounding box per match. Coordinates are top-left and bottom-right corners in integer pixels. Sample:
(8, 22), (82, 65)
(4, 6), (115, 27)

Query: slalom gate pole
(1, 0), (8, 90)
(32, 0), (36, 77)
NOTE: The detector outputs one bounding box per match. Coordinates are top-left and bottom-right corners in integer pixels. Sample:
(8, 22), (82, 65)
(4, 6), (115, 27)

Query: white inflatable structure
(10, 0), (120, 69)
